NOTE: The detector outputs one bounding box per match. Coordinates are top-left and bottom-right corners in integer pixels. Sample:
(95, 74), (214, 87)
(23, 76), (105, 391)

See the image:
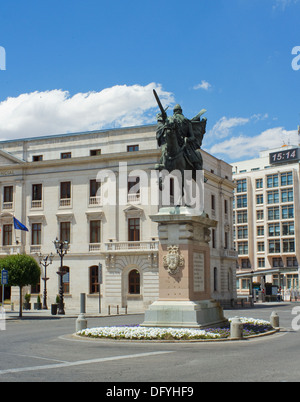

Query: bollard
(76, 293), (87, 332)
(230, 317), (243, 339)
(270, 311), (280, 328)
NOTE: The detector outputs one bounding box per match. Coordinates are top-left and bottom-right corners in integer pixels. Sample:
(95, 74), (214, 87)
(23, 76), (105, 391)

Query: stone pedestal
(142, 207), (228, 329)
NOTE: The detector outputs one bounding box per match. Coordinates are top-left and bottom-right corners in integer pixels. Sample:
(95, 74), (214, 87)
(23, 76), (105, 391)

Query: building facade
(0, 124), (237, 312)
(232, 145), (300, 298)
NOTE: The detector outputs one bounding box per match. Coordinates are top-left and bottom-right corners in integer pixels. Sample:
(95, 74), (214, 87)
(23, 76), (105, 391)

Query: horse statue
(153, 90), (207, 204)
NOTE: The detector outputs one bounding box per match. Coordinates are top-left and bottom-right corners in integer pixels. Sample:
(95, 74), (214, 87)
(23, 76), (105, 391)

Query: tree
(0, 254), (41, 318)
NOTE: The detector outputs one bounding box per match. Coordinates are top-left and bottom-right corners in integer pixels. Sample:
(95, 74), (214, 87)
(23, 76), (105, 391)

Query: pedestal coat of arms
(163, 245), (184, 275)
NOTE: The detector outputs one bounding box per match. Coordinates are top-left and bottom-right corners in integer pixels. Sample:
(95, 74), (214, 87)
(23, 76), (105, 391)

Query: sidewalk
(3, 307), (144, 320)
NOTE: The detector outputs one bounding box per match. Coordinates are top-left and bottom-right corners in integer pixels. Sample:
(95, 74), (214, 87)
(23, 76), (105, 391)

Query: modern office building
(0, 124), (237, 312)
(232, 144), (300, 298)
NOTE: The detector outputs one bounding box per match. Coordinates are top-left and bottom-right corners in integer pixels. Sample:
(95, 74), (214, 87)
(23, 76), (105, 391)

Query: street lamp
(38, 252), (54, 310)
(53, 238), (69, 315)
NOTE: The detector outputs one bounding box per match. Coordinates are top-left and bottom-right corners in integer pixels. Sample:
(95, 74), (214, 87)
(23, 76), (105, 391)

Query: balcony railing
(89, 196), (102, 206)
(2, 202), (13, 210)
(89, 243), (101, 252)
(59, 198), (71, 207)
(31, 200), (42, 208)
(105, 240), (158, 252)
(0, 245), (23, 255)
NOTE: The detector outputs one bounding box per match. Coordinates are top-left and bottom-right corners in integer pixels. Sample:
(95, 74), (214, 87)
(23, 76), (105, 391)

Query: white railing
(30, 245), (41, 254)
(89, 196), (102, 206)
(60, 198), (71, 207)
(2, 202), (13, 210)
(89, 243), (101, 252)
(0, 245), (23, 255)
(31, 200), (42, 208)
(127, 193), (140, 203)
(105, 241), (158, 252)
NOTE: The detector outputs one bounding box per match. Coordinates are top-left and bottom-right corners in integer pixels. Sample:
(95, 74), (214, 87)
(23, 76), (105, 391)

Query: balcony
(2, 202), (13, 210)
(31, 200), (42, 208)
(89, 196), (102, 206)
(89, 243), (101, 252)
(59, 198), (71, 207)
(104, 240), (159, 254)
(0, 245), (23, 255)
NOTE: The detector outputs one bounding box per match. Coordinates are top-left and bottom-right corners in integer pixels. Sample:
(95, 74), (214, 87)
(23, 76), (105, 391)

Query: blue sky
(0, 0), (299, 162)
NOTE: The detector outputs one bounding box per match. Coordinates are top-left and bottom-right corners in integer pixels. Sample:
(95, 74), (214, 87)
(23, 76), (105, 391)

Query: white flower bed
(76, 317), (272, 340)
(77, 326), (222, 340)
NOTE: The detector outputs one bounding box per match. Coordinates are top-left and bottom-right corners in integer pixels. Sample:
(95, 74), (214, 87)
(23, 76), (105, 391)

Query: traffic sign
(1, 269), (8, 285)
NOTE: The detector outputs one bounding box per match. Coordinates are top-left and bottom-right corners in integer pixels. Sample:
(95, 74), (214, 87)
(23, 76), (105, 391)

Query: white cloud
(273, 0), (299, 10)
(193, 81), (212, 91)
(209, 116), (250, 139)
(208, 127), (298, 161)
(0, 83), (174, 141)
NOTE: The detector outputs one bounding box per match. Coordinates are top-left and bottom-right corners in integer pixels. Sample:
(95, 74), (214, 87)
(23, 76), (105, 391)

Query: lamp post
(53, 238), (68, 315)
(38, 252), (54, 310)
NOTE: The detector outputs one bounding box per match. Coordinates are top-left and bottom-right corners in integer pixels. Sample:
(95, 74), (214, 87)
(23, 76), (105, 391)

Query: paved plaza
(0, 302), (299, 383)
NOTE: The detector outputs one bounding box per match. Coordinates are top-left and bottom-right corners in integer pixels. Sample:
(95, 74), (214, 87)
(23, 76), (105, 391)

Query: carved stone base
(141, 299), (228, 329)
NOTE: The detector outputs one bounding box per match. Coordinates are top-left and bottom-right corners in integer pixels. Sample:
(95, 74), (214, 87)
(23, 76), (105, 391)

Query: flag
(13, 217), (29, 232)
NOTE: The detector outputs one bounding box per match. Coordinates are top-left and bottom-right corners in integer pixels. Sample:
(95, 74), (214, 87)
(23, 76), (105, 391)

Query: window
(282, 205), (294, 219)
(281, 172), (293, 186)
(32, 223), (41, 245)
(211, 194), (216, 211)
(283, 239), (295, 253)
(256, 178), (263, 189)
(3, 224), (12, 246)
(90, 220), (101, 244)
(127, 145), (139, 152)
(268, 206), (280, 221)
(257, 242), (265, 252)
(236, 195), (247, 208)
(32, 155), (43, 162)
(236, 179), (247, 193)
(281, 189), (293, 203)
(3, 186), (13, 208)
(128, 270), (140, 294)
(60, 182), (71, 206)
(89, 266), (99, 294)
(237, 210), (247, 223)
(287, 257), (298, 267)
(237, 226), (248, 239)
(60, 222), (70, 243)
(282, 222), (294, 236)
(212, 229), (216, 248)
(267, 190), (279, 204)
(256, 194), (264, 205)
(31, 279), (40, 295)
(256, 210), (264, 220)
(258, 258), (265, 268)
(238, 241), (248, 255)
(90, 149), (101, 156)
(32, 184), (42, 208)
(268, 223), (280, 237)
(267, 174), (278, 188)
(128, 218), (140, 241)
(224, 199), (228, 215)
(89, 179), (101, 205)
(128, 176), (140, 202)
(213, 267), (218, 292)
(61, 152), (71, 159)
(257, 226), (264, 236)
(241, 259), (251, 269)
(62, 267), (70, 294)
(269, 240), (280, 254)
(272, 258), (283, 268)
(224, 232), (228, 249)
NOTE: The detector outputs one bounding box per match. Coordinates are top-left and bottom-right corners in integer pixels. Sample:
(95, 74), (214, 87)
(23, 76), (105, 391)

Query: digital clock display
(269, 148), (299, 164)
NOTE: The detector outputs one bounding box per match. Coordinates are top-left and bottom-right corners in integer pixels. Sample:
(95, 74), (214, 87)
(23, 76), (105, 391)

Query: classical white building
(0, 124), (236, 312)
(232, 145), (300, 299)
